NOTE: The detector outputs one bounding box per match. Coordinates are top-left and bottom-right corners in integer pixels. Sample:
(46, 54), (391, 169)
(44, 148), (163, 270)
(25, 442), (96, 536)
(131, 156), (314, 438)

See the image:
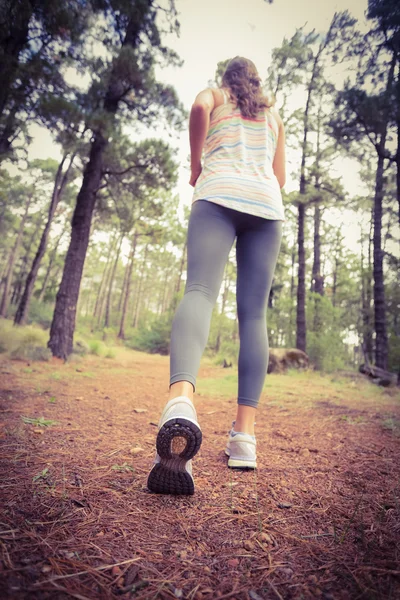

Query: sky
(27, 0), (370, 253)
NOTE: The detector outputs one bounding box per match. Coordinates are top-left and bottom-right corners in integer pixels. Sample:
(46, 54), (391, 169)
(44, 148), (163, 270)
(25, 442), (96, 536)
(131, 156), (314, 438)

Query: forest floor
(0, 349), (400, 600)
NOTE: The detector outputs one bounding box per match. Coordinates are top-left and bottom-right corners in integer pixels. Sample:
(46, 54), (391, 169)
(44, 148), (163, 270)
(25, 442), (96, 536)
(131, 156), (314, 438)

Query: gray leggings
(170, 200), (282, 408)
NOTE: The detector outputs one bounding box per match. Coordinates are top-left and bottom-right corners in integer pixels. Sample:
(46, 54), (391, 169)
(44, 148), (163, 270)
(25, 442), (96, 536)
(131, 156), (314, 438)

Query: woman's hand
(189, 163), (202, 187)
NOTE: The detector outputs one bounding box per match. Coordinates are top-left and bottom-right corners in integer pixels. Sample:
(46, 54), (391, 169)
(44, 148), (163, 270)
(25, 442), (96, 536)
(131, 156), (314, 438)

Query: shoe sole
(227, 457), (257, 470)
(225, 448), (257, 470)
(147, 417), (202, 495)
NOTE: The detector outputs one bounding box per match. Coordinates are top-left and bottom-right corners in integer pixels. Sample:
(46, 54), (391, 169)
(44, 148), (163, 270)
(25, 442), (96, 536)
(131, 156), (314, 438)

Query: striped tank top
(192, 90), (285, 221)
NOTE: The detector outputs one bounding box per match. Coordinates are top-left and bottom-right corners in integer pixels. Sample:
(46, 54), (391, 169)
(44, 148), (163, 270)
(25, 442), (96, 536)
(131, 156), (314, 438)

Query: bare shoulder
(192, 88), (216, 111)
(269, 105), (283, 128)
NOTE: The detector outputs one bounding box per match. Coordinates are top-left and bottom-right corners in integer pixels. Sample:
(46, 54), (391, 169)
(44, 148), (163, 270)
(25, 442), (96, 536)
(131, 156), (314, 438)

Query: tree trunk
(48, 9), (150, 358)
(93, 244), (113, 321)
(215, 269), (230, 353)
(94, 236), (117, 327)
(360, 216), (373, 365)
(296, 203), (306, 352)
(37, 229), (66, 303)
(160, 268), (171, 315)
(311, 99), (324, 297)
(0, 196), (32, 316)
(312, 204), (324, 295)
(104, 235), (123, 328)
(175, 239), (187, 294)
(373, 152), (388, 370)
(118, 255), (129, 314)
(133, 242), (149, 328)
(14, 153), (74, 325)
(371, 52), (396, 370)
(118, 232), (138, 339)
(48, 132), (108, 357)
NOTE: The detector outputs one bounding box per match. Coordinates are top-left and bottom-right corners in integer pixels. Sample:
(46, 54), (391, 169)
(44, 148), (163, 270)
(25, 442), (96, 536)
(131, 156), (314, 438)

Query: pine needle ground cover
(0, 351), (399, 600)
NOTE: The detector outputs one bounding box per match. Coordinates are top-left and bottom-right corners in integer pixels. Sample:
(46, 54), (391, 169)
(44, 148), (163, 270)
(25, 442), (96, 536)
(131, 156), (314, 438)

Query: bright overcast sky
(28, 0), (370, 251)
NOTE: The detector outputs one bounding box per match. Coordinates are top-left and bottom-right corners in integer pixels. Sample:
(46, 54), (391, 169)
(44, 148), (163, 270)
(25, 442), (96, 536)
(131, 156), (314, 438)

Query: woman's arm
(271, 107), (286, 189)
(189, 88), (215, 187)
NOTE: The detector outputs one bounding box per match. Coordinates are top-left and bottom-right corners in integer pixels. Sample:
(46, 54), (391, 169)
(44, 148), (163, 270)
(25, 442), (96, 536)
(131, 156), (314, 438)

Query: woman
(147, 57), (285, 495)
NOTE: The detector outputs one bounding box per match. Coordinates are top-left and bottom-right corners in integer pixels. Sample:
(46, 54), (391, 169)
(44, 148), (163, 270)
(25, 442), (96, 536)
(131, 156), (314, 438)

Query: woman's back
(192, 95), (284, 221)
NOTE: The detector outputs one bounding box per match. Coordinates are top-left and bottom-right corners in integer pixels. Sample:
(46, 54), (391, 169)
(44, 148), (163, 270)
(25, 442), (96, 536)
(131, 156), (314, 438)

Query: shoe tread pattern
(147, 418), (202, 496)
(156, 417), (202, 460)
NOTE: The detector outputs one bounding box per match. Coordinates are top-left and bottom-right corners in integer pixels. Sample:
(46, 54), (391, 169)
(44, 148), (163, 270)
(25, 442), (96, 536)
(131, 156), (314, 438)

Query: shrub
(27, 299), (54, 329)
(105, 347), (116, 359)
(11, 345), (51, 361)
(127, 315), (171, 355)
(306, 293), (348, 372)
(213, 340), (238, 367)
(73, 339), (89, 356)
(88, 340), (104, 356)
(0, 318), (50, 361)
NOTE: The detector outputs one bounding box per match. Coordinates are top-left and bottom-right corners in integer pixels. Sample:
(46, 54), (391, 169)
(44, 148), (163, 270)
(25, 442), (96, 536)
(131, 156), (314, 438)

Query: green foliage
(72, 338), (89, 356)
(111, 463), (134, 473)
(33, 468), (49, 483)
(26, 299), (54, 329)
(306, 293), (348, 372)
(88, 340), (104, 356)
(127, 315), (172, 356)
(0, 319), (50, 360)
(213, 341), (238, 367)
(21, 416), (56, 427)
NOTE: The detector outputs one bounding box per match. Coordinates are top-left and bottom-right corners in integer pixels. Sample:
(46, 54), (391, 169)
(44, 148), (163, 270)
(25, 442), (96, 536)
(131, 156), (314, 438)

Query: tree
(330, 36), (397, 370)
(14, 153), (76, 324)
(0, 0), (93, 160)
(268, 12), (357, 353)
(48, 1), (185, 358)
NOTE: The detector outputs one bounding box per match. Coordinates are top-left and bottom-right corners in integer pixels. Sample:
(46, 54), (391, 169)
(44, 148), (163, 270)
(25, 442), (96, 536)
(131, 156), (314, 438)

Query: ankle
(233, 424), (255, 436)
(169, 381), (194, 402)
(234, 406), (257, 436)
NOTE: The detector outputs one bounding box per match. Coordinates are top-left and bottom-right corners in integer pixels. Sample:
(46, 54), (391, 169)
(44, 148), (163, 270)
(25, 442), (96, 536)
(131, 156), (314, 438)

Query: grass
(197, 368), (398, 410)
(32, 468), (49, 483)
(21, 416), (57, 427)
(111, 463), (134, 473)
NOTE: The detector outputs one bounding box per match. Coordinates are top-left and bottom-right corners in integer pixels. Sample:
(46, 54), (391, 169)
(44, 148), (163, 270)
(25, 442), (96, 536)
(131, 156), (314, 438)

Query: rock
(268, 348), (309, 373)
(277, 502), (292, 509)
(243, 540), (255, 551)
(258, 532), (272, 544)
(133, 408), (147, 413)
(130, 447), (144, 455)
(299, 448), (310, 457)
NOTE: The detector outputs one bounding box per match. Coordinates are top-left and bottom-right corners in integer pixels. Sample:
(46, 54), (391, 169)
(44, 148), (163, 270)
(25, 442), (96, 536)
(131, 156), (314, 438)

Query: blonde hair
(221, 57), (272, 118)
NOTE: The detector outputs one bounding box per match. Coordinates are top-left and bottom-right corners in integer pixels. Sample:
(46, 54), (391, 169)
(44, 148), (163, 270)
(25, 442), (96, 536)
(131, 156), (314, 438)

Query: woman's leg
(169, 200), (236, 399)
(234, 219), (282, 433)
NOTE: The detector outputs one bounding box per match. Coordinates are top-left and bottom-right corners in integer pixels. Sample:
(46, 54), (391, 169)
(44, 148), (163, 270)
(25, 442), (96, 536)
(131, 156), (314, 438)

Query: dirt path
(1, 350), (399, 600)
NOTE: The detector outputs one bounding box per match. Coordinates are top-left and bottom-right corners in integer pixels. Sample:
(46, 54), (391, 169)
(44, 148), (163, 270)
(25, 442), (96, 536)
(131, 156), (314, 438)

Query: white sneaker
(225, 425), (257, 469)
(147, 396), (202, 495)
